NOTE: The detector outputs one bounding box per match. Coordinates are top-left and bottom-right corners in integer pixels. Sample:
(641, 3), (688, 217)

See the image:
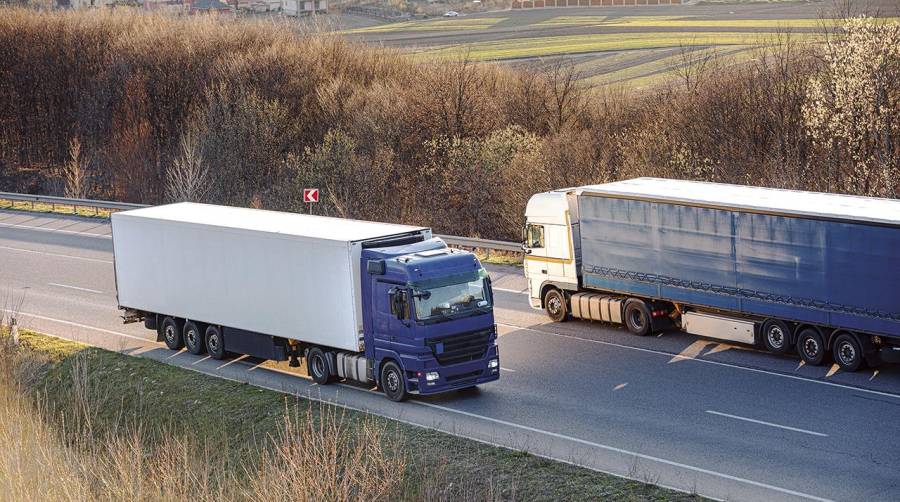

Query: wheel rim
(208, 333), (219, 352)
(838, 341), (856, 366)
(186, 329), (196, 347)
(313, 356), (325, 378)
(802, 337), (819, 358)
(630, 309), (645, 330)
(386, 369), (400, 393)
(767, 326), (785, 349)
(165, 325), (176, 344)
(547, 295), (561, 316)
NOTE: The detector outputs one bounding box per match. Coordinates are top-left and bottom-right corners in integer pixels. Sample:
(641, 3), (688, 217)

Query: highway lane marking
(414, 400), (834, 502)
(17, 311), (151, 343)
(705, 410), (829, 437)
(0, 244), (113, 263)
(493, 287), (528, 294)
(0, 220), (111, 238)
(500, 367), (517, 372)
(13, 316), (833, 502)
(497, 322), (900, 401)
(48, 282), (105, 294)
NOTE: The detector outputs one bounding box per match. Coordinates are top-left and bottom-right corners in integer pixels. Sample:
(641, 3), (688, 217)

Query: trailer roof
(114, 202), (428, 242)
(577, 178), (900, 227)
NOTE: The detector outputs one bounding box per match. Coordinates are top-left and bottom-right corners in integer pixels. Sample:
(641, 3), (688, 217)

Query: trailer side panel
(579, 195), (900, 338)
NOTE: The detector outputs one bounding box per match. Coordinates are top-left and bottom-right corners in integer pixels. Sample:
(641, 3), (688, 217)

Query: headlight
(426, 371), (439, 382)
(488, 358), (499, 369)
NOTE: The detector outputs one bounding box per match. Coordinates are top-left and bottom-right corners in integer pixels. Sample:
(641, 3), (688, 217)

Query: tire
(796, 328), (827, 366)
(832, 333), (864, 372)
(543, 289), (568, 322)
(762, 319), (791, 354)
(307, 347), (332, 385)
(624, 300), (651, 336)
(183, 320), (207, 355)
(380, 361), (408, 402)
(160, 317), (184, 350)
(205, 325), (226, 360)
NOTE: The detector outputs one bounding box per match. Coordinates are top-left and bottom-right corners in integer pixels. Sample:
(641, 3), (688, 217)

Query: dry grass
(0, 332), (407, 502)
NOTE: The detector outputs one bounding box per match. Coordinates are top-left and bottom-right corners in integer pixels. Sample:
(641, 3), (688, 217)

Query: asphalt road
(2, 209), (900, 502)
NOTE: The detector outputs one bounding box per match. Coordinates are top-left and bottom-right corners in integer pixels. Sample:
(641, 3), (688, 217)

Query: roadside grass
(475, 250), (523, 267)
(3, 330), (704, 500)
(0, 198), (111, 219)
(410, 31), (821, 61)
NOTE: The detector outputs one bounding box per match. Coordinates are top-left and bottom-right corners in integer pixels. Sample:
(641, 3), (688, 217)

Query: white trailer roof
(577, 178), (900, 226)
(116, 202), (428, 242)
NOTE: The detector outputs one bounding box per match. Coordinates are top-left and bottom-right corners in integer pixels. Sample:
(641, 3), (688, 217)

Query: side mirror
(367, 259), (386, 275)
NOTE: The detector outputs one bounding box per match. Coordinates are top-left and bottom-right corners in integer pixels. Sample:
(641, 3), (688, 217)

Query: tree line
(0, 9), (897, 240)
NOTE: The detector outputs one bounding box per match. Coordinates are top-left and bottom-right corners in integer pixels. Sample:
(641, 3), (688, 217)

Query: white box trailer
(111, 203), (430, 353)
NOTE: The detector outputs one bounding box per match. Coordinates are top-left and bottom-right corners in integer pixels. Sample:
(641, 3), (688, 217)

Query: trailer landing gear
(289, 353), (301, 367)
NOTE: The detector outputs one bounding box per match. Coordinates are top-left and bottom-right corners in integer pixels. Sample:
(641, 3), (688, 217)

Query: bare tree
(673, 40), (718, 93)
(63, 137), (90, 199)
(543, 61), (585, 133)
(165, 128), (210, 203)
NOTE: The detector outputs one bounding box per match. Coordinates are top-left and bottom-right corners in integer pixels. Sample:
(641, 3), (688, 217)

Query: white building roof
(113, 202), (428, 242)
(576, 178), (900, 227)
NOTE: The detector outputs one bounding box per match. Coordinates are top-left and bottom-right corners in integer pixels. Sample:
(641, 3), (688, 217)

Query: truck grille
(425, 328), (492, 366)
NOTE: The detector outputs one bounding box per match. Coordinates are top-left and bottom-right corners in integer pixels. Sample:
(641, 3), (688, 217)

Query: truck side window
(524, 224), (544, 249)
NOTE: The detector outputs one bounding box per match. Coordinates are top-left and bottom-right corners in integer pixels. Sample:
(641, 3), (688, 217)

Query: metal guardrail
(0, 192), (145, 212)
(0, 192), (522, 253)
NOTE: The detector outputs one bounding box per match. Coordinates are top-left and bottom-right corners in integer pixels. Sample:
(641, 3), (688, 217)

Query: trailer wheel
(380, 361), (408, 402)
(833, 334), (864, 372)
(160, 317), (184, 350)
(796, 328), (826, 366)
(624, 300), (651, 336)
(543, 289), (568, 322)
(183, 321), (207, 355)
(205, 325), (226, 360)
(762, 320), (791, 354)
(307, 347), (332, 385)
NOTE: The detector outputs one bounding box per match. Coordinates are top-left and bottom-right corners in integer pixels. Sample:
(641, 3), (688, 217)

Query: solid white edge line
(493, 287), (528, 295)
(48, 283), (105, 294)
(0, 220), (111, 239)
(413, 400), (834, 502)
(0, 244), (113, 264)
(18, 312), (151, 343)
(498, 322), (900, 401)
(705, 410), (829, 437)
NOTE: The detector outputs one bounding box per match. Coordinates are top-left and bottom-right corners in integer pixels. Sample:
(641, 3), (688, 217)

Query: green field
(410, 31), (819, 61)
(346, 11), (899, 89)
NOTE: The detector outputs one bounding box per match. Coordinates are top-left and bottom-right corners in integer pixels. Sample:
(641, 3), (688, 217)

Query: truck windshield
(412, 270), (491, 321)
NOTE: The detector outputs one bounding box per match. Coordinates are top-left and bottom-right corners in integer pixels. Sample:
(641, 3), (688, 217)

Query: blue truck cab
(361, 238), (500, 401)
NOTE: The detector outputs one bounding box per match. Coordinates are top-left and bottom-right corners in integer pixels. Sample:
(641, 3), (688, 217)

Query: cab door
(371, 281), (414, 355)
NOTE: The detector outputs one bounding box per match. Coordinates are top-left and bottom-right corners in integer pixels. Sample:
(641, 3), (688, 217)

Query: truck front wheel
(307, 347), (333, 385)
(160, 317), (184, 350)
(624, 300), (651, 336)
(543, 289), (568, 322)
(380, 361), (408, 402)
(205, 325), (226, 360)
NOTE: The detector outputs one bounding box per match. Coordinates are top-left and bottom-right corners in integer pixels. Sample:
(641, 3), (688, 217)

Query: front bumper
(405, 345), (500, 395)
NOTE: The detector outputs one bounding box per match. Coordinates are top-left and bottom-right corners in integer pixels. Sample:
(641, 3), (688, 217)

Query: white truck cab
(522, 190), (580, 310)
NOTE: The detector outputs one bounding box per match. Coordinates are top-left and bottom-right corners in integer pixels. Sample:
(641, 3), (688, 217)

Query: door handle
(541, 269), (548, 274)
